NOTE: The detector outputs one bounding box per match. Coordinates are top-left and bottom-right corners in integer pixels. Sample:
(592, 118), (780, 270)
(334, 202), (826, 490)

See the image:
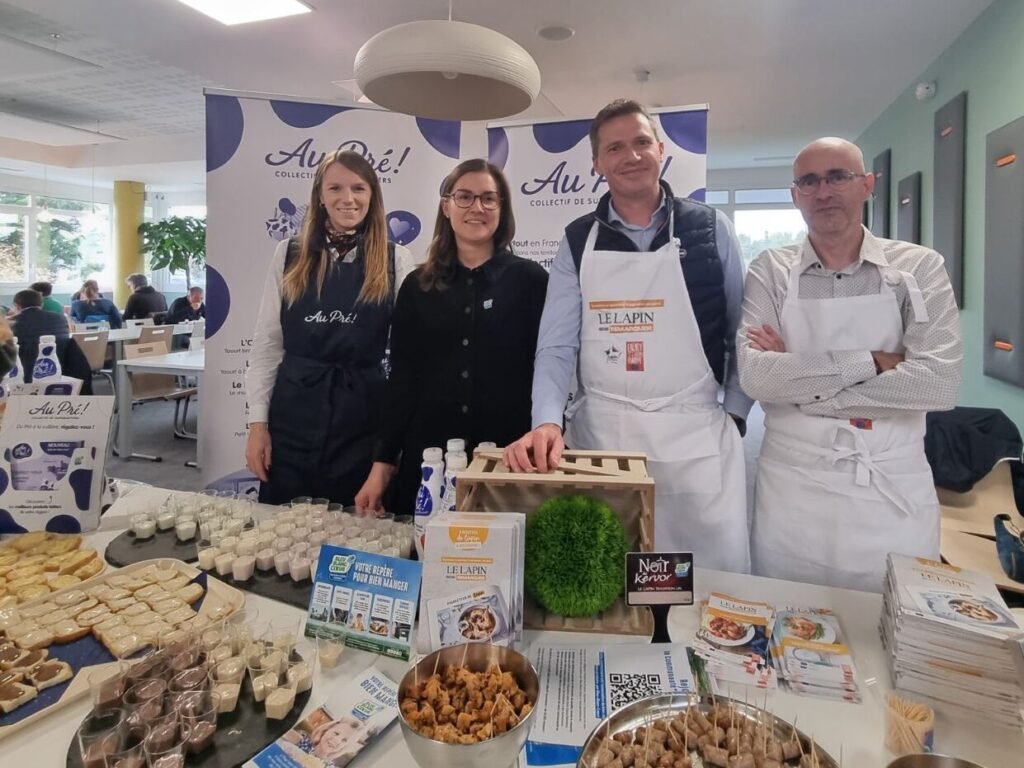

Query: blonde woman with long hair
(246, 150), (415, 504)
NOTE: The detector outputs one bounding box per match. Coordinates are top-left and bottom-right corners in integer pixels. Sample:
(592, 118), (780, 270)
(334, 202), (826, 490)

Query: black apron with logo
(260, 239), (394, 505)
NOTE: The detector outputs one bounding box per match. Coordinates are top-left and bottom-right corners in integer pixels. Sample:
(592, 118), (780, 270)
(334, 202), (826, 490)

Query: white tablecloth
(4, 491), (1023, 767)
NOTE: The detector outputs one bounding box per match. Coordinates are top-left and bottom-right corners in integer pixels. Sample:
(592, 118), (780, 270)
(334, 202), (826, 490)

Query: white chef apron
(751, 250), (939, 592)
(565, 218), (749, 573)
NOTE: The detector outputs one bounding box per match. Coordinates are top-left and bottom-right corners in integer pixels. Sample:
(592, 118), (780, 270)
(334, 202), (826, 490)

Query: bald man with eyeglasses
(738, 137), (963, 593)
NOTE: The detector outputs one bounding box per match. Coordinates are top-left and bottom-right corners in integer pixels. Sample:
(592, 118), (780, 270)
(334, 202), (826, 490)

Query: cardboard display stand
(0, 395), (114, 533)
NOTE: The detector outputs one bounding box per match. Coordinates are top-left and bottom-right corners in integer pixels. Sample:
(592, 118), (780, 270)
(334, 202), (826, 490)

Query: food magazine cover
(693, 593), (776, 687)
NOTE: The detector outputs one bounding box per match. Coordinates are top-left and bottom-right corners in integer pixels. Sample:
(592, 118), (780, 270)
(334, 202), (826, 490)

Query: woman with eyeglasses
(356, 159), (548, 516)
(245, 149), (416, 505)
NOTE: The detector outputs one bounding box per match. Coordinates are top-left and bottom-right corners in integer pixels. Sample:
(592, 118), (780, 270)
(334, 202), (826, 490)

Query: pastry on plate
(0, 680), (37, 713)
(27, 659), (73, 690)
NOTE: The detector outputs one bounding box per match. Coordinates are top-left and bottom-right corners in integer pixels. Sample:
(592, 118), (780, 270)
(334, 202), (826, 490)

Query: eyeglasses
(792, 169), (867, 195)
(444, 190), (501, 210)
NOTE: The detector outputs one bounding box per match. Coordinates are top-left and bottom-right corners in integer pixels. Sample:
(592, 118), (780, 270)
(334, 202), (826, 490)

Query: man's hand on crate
(504, 423), (564, 473)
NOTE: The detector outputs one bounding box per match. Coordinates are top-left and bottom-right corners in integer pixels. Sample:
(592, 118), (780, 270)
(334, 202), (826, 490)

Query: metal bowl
(577, 693), (839, 767)
(397, 643), (539, 768)
(887, 756), (989, 768)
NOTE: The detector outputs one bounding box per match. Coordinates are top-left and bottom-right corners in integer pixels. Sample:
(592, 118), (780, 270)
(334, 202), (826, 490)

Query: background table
(115, 349), (204, 462)
(5, 493), (1022, 767)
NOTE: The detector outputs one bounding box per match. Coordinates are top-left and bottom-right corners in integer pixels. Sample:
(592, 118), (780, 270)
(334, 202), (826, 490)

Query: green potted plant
(137, 216), (206, 288)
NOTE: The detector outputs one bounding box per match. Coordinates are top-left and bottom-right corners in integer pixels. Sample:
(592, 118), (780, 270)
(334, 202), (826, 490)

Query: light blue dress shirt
(531, 194), (753, 429)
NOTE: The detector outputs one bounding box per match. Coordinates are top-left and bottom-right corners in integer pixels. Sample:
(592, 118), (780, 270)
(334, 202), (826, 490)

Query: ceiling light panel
(175, 0), (311, 26)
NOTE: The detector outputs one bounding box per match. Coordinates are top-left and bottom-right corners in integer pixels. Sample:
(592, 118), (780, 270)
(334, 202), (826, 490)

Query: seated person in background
(123, 273), (167, 320)
(71, 281), (123, 328)
(164, 286), (205, 324)
(0, 316), (16, 378)
(10, 289), (70, 345)
(71, 279), (103, 302)
(29, 281), (64, 315)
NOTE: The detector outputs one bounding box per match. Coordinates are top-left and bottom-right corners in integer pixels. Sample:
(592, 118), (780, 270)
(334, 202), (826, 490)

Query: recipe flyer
(305, 545), (423, 661)
(525, 643), (694, 766)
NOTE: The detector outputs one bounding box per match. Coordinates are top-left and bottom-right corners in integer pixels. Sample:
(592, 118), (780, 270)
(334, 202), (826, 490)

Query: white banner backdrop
(201, 91), (462, 492)
(487, 105), (709, 269)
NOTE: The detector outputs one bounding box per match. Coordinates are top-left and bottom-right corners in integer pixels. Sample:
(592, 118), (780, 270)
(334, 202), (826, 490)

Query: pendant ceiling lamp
(354, 10), (541, 121)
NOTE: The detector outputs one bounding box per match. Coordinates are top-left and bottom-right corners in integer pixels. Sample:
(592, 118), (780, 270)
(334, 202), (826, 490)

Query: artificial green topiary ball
(524, 494), (629, 617)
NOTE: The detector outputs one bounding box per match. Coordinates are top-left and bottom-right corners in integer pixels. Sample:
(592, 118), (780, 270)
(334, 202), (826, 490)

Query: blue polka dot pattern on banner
(386, 211), (422, 246)
(658, 110), (708, 155)
(270, 100), (354, 129)
(533, 119), (592, 154)
(415, 118), (461, 159)
(204, 265), (231, 338)
(206, 95), (245, 172)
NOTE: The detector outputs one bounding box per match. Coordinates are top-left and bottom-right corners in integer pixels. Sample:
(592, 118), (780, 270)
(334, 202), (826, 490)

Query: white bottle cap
(446, 451), (468, 471)
(446, 438), (466, 453)
(477, 441), (497, 449)
(40, 335), (56, 345)
(423, 447), (443, 463)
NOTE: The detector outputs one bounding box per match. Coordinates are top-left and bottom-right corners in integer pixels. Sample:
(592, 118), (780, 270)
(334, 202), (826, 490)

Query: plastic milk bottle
(413, 447), (444, 558)
(32, 335), (61, 382)
(440, 450), (467, 513)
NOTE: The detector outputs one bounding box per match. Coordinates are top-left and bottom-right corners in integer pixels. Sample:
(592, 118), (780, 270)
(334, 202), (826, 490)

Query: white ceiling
(0, 0), (994, 191)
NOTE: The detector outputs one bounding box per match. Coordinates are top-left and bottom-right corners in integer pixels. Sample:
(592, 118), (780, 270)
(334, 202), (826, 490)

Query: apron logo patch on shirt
(849, 417), (873, 430)
(589, 299), (663, 334)
(626, 341), (645, 372)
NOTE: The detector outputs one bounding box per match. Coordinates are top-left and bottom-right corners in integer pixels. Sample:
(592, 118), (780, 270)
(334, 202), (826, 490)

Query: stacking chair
(71, 330), (114, 393)
(125, 318), (154, 329)
(138, 324), (174, 348)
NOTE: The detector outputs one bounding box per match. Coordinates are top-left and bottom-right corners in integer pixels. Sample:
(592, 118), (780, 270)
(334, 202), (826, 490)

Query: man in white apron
(505, 99), (752, 573)
(739, 137), (962, 592)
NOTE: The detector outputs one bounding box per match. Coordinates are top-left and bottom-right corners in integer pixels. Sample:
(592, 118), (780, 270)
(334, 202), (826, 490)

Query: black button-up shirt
(373, 249), (548, 515)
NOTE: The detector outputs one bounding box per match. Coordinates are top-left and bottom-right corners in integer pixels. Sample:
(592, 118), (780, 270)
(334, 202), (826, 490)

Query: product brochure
(245, 667), (399, 768)
(692, 593), (777, 689)
(418, 511), (525, 653)
(770, 606), (862, 702)
(0, 395), (113, 532)
(525, 643), (694, 766)
(881, 554), (1024, 728)
(304, 546), (422, 661)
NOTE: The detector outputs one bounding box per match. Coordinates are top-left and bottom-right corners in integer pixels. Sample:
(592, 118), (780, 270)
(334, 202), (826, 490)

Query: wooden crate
(454, 448), (655, 635)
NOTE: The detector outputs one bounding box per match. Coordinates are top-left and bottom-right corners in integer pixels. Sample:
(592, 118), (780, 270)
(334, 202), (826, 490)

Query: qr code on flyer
(608, 672), (662, 710)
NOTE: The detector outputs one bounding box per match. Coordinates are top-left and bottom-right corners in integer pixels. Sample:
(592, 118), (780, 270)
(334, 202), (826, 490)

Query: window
(161, 205), (207, 290)
(0, 192), (112, 289)
(0, 212), (27, 282)
(734, 188), (794, 205)
(169, 205), (206, 219)
(705, 190), (729, 205)
(733, 209), (807, 268)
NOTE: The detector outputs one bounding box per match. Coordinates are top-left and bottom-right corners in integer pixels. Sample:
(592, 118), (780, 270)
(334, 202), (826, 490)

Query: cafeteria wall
(857, 0), (1024, 429)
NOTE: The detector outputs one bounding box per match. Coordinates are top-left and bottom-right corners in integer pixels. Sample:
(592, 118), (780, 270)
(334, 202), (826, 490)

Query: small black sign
(625, 552), (694, 606)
